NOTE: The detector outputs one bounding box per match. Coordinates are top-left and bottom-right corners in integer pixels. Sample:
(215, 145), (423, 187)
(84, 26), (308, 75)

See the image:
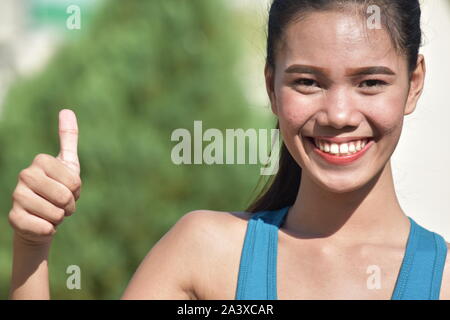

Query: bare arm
(8, 110), (81, 299)
(121, 211), (205, 300)
(9, 235), (52, 299)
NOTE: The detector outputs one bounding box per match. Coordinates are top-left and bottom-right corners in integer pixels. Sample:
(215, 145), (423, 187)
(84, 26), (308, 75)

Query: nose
(315, 87), (363, 130)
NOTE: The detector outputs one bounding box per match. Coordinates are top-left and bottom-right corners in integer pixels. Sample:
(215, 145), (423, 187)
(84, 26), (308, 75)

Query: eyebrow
(348, 66), (396, 76)
(285, 65), (327, 77)
(284, 64), (396, 77)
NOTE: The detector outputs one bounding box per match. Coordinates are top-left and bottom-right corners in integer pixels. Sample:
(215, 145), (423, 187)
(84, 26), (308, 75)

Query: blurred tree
(0, 0), (273, 299)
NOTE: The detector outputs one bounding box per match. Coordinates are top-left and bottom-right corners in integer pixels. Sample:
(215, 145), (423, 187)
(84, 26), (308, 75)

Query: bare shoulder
(180, 208), (252, 232)
(172, 209), (252, 249)
(441, 242), (450, 300)
(121, 208), (252, 300)
(178, 209), (253, 299)
(180, 209), (253, 256)
(169, 209), (251, 257)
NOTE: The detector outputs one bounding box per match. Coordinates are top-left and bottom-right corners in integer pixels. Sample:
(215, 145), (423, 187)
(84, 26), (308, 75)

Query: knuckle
(18, 168), (43, 192)
(38, 223), (55, 237)
(8, 209), (26, 233)
(12, 186), (27, 203)
(18, 168), (33, 182)
(65, 203), (76, 216)
(33, 153), (51, 167)
(68, 174), (82, 192)
(8, 209), (20, 229)
(57, 189), (73, 207)
(53, 208), (66, 224)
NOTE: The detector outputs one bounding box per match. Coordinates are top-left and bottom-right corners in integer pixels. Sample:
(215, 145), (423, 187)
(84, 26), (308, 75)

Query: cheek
(276, 88), (312, 132)
(364, 90), (407, 137)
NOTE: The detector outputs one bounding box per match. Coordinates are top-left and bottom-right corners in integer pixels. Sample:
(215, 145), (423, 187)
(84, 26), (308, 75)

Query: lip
(305, 137), (374, 165)
(311, 136), (373, 144)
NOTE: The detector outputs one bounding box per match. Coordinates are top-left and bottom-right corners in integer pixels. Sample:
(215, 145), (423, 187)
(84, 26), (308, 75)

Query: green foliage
(0, 0), (273, 299)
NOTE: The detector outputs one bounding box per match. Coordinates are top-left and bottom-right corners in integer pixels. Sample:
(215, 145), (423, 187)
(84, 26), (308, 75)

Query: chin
(312, 171), (371, 194)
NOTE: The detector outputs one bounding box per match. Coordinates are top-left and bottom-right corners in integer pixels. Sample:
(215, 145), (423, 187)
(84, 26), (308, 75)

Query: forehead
(276, 10), (406, 73)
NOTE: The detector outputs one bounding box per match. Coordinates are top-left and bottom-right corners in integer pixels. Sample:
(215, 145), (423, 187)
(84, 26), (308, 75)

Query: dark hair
(246, 0), (422, 213)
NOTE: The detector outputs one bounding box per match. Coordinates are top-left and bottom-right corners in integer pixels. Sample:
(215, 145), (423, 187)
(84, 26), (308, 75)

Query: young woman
(9, 0), (450, 300)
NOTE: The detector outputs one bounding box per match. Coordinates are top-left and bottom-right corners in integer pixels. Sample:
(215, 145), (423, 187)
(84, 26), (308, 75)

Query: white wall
(392, 0), (450, 240)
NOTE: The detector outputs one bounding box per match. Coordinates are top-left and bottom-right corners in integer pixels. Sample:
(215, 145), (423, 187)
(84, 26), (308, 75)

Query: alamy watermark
(366, 264), (381, 290)
(66, 265), (81, 290)
(66, 4), (81, 30)
(367, 5), (382, 30)
(171, 121), (280, 175)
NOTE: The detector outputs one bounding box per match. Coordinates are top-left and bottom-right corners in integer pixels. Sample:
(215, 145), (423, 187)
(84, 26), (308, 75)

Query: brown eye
(360, 80), (388, 88)
(295, 78), (320, 87)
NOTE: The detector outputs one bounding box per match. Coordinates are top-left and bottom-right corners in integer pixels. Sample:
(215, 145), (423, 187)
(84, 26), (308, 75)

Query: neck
(285, 160), (410, 244)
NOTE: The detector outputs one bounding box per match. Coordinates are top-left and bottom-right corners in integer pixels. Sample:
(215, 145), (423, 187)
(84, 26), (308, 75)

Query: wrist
(10, 233), (52, 300)
(13, 232), (53, 250)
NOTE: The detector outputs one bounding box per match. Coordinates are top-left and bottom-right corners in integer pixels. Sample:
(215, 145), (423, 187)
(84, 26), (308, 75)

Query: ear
(264, 63), (278, 116)
(404, 54), (426, 116)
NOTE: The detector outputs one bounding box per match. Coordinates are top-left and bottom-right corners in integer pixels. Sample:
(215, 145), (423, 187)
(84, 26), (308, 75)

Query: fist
(8, 109), (81, 245)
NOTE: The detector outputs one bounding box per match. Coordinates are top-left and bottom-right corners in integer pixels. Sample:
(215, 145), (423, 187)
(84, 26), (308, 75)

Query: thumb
(57, 109), (80, 174)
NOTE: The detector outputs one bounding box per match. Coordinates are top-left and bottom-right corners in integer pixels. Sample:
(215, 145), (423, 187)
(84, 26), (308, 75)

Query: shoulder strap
(235, 207), (288, 300)
(392, 217), (448, 300)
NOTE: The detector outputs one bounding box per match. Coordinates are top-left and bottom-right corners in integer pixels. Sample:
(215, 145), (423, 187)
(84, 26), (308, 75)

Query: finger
(9, 206), (57, 238)
(57, 109), (79, 174)
(14, 188), (66, 225)
(74, 188), (81, 201)
(32, 154), (81, 194)
(13, 181), (76, 218)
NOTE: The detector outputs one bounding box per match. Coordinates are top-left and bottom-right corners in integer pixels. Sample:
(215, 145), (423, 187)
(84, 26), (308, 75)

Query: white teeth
(348, 143), (356, 153)
(313, 138), (371, 156)
(339, 143), (349, 154)
(361, 139), (367, 149)
(330, 143), (339, 154)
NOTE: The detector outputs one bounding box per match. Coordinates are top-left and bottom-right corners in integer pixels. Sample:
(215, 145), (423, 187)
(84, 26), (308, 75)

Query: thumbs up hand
(8, 109), (82, 246)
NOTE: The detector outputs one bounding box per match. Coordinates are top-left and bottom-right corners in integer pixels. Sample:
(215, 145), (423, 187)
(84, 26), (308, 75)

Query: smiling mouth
(304, 136), (375, 165)
(306, 137), (373, 156)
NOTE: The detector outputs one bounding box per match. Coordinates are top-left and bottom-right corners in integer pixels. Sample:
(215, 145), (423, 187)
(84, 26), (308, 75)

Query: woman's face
(266, 10), (425, 193)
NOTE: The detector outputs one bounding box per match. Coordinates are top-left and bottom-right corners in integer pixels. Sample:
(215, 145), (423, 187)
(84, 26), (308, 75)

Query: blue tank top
(235, 206), (448, 300)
